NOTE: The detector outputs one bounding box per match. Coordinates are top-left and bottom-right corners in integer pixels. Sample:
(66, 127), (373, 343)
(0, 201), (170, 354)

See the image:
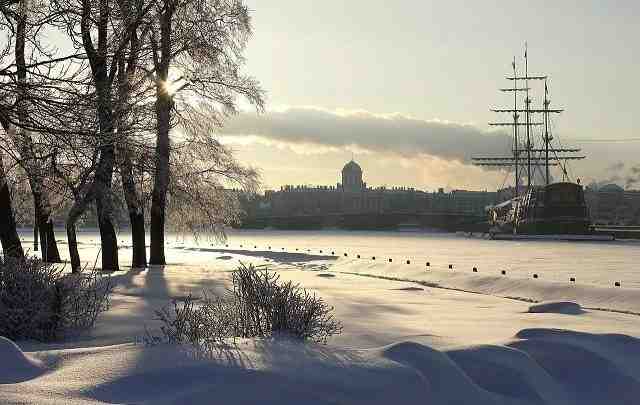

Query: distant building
(260, 160), (497, 217)
(443, 189), (498, 215)
(585, 184), (640, 225)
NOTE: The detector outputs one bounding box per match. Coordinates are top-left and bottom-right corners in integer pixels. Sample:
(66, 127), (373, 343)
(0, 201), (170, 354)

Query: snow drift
(0, 336), (46, 384)
(1, 329), (639, 404)
(2, 241), (638, 404)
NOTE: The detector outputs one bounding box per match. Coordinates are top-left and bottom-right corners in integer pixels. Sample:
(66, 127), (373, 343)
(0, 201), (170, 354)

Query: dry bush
(0, 256), (112, 341)
(147, 263), (342, 349)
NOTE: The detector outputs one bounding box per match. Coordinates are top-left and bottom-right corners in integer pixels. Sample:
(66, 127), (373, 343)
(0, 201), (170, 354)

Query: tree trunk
(149, 9), (174, 265)
(119, 150), (147, 268)
(0, 0), (27, 260)
(149, 199), (165, 265)
(93, 103), (118, 271)
(61, 144), (120, 272)
(119, 152), (147, 268)
(33, 208), (39, 251)
(92, 101), (119, 271)
(119, 154), (147, 267)
(130, 210), (146, 267)
(150, 95), (170, 265)
(116, 48), (147, 268)
(66, 193), (91, 272)
(38, 219), (60, 262)
(0, 150), (24, 259)
(66, 221), (81, 272)
(30, 184), (61, 262)
(96, 197), (119, 271)
(93, 107), (118, 271)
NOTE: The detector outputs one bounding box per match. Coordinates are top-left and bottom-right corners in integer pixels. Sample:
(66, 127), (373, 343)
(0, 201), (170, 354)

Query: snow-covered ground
(2, 237), (640, 404)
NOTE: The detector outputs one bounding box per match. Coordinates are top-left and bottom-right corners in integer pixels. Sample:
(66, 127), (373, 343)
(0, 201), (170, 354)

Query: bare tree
(49, 0), (155, 271)
(148, 0), (264, 264)
(0, 30), (25, 260)
(0, 0), (68, 261)
(166, 124), (259, 238)
(2, 0), (63, 261)
(115, 68), (149, 268)
(113, 0), (155, 268)
(1, 0), (264, 269)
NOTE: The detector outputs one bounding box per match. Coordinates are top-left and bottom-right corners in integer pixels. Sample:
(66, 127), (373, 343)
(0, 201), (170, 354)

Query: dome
(342, 160), (362, 174)
(341, 160), (364, 192)
(599, 183), (624, 193)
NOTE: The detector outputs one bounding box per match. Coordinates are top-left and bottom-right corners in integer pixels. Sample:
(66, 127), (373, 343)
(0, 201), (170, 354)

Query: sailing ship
(473, 45), (612, 240)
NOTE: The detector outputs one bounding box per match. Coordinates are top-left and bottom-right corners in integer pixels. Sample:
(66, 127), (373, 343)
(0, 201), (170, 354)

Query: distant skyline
(225, 2), (640, 191)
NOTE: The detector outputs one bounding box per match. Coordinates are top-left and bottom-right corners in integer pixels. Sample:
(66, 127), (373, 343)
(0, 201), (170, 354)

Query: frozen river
(223, 229), (640, 289)
(13, 228), (640, 289)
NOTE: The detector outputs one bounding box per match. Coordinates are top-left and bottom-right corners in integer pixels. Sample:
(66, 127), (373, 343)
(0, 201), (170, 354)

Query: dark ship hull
(488, 182), (613, 240)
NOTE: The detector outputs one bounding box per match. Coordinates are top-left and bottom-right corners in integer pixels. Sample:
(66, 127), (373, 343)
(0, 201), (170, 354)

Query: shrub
(0, 256), (112, 341)
(148, 263), (342, 349)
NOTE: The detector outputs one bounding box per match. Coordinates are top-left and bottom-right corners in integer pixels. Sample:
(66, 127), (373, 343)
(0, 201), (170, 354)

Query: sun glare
(161, 80), (179, 96)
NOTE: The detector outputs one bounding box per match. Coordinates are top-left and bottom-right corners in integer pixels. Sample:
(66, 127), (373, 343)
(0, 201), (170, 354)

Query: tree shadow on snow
(174, 247), (338, 265)
(85, 338), (425, 405)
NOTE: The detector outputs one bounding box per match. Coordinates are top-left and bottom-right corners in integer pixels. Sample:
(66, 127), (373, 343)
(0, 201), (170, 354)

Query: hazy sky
(219, 1), (640, 191)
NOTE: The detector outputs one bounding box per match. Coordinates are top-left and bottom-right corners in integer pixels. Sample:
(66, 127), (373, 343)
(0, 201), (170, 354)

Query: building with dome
(258, 159), (498, 224)
(239, 162), (640, 229)
(340, 160), (365, 192)
(338, 160), (382, 212)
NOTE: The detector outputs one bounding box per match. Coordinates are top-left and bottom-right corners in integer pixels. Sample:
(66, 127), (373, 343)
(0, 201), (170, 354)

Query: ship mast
(513, 58), (519, 196)
(472, 44), (585, 194)
(525, 43), (532, 188)
(544, 79), (550, 185)
(478, 58), (537, 196)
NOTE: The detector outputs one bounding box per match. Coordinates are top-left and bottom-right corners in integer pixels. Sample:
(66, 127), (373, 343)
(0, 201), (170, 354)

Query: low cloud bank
(597, 161), (640, 189)
(221, 107), (510, 163)
(221, 107), (640, 190)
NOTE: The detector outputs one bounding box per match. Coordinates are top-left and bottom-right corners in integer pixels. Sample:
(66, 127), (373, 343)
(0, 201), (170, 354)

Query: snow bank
(2, 330), (639, 404)
(328, 259), (640, 314)
(0, 336), (46, 384)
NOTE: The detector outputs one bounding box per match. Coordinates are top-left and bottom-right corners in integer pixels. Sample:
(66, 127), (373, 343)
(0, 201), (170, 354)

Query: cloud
(591, 160), (640, 190)
(606, 161), (625, 172)
(220, 107), (510, 163)
(626, 164), (640, 189)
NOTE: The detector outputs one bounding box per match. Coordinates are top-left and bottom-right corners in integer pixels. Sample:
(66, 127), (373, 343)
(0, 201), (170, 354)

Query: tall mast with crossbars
(473, 45), (585, 194)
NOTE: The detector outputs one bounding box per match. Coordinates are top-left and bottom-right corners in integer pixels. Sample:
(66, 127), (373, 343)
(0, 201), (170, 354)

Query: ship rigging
(473, 44), (585, 191)
(472, 45), (611, 240)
